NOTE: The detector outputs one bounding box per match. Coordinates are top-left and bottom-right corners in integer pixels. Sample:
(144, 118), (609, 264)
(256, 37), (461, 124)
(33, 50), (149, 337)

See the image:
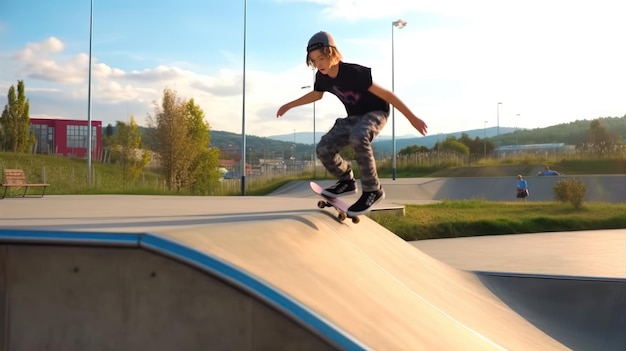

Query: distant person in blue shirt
(516, 175), (529, 202)
(538, 166), (560, 176)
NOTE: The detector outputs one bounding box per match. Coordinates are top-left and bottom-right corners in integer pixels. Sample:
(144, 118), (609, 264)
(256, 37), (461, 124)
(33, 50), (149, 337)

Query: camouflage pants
(316, 111), (388, 192)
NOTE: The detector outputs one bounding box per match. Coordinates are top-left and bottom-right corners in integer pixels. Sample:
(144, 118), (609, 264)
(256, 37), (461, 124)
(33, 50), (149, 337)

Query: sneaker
(322, 179), (357, 198)
(347, 187), (385, 216)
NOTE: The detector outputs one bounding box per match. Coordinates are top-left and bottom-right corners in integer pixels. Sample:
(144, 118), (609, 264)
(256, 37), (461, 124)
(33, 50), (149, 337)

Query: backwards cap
(307, 31), (336, 53)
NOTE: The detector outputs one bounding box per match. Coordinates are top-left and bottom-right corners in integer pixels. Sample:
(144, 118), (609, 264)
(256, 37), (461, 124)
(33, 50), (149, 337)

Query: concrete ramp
(155, 212), (571, 350)
(0, 211), (582, 350)
(0, 243), (337, 351)
(479, 273), (626, 350)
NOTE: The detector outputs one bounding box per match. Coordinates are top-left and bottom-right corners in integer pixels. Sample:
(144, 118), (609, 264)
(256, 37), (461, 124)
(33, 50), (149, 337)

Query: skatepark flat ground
(1, 176), (625, 350)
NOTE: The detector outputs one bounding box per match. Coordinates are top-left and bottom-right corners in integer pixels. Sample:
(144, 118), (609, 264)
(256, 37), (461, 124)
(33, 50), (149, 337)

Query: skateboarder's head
(306, 31), (343, 71)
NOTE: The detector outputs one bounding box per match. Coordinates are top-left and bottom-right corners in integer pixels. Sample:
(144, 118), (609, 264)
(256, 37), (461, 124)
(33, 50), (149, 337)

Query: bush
(553, 179), (586, 208)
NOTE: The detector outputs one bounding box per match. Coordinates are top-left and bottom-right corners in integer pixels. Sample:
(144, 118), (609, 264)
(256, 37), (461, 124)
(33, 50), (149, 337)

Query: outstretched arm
(276, 91), (323, 118)
(368, 82), (428, 136)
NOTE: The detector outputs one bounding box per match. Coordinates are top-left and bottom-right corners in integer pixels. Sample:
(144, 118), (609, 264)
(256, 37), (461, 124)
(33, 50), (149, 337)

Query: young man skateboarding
(276, 31), (428, 216)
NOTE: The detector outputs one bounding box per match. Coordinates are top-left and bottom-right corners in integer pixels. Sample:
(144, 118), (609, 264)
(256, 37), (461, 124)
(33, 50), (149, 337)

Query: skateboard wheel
(317, 200), (326, 209)
(351, 216), (360, 224)
(338, 212), (347, 221)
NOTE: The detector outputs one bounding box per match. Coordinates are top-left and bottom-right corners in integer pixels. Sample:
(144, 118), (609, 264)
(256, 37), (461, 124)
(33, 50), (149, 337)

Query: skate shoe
(321, 179), (357, 198)
(347, 187), (385, 216)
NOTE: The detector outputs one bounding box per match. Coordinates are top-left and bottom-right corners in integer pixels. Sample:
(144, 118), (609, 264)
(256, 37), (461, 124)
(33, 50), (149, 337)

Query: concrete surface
(1, 245), (334, 351)
(0, 176), (624, 350)
(271, 175), (626, 203)
(413, 230), (626, 351)
(412, 230), (626, 278)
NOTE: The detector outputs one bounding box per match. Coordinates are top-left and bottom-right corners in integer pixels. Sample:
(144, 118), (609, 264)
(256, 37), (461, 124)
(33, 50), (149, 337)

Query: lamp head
(392, 19), (407, 29)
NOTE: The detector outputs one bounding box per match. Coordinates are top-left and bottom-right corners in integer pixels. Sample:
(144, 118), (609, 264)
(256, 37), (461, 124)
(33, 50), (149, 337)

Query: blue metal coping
(0, 229), (140, 246)
(0, 229), (367, 351)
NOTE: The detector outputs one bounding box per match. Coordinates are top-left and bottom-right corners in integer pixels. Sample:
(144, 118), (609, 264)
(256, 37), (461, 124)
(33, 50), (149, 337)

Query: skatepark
(1, 176), (625, 350)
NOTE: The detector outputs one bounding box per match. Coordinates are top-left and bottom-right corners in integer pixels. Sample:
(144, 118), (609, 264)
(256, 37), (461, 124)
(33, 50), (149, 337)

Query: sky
(1, 0), (625, 143)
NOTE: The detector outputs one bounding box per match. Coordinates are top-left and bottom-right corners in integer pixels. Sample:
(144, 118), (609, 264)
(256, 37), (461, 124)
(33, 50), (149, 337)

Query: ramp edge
(0, 230), (367, 351)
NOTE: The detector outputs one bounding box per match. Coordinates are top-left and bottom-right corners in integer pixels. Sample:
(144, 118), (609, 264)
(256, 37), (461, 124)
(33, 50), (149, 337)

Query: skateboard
(310, 181), (360, 224)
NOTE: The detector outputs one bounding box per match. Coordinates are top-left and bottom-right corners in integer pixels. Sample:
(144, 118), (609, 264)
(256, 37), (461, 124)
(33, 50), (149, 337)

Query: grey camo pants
(316, 111), (388, 192)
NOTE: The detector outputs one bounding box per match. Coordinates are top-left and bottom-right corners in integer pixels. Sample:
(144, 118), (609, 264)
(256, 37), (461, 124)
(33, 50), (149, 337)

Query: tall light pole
(301, 84), (316, 177)
(483, 121), (488, 159)
(391, 19), (406, 181)
(241, 0), (247, 195)
(87, 0), (94, 185)
(496, 102), (502, 140)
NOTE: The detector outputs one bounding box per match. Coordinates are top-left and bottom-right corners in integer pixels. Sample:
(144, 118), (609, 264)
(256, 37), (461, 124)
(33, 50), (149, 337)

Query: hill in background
(208, 116), (625, 159)
(267, 127), (515, 149)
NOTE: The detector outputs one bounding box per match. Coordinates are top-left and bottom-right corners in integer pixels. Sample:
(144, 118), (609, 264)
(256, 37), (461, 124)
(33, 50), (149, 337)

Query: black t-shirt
(314, 62), (390, 116)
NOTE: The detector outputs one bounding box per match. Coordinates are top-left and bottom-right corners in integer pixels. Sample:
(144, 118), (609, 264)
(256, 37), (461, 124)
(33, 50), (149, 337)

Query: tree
(185, 98), (220, 193)
(148, 88), (219, 193)
(398, 145), (430, 155)
(457, 133), (488, 156)
(112, 116), (151, 187)
(439, 136), (470, 156)
(0, 80), (36, 152)
(583, 119), (623, 155)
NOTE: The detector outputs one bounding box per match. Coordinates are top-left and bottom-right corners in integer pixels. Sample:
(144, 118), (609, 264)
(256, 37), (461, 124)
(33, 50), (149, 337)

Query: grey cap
(307, 31), (336, 52)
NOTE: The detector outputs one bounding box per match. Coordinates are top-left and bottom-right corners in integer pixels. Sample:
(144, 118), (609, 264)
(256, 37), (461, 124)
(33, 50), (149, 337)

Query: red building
(29, 118), (102, 158)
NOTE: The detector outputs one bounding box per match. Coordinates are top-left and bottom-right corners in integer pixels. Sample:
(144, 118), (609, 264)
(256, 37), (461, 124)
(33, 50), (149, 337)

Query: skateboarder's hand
(276, 104), (291, 118)
(409, 116), (428, 136)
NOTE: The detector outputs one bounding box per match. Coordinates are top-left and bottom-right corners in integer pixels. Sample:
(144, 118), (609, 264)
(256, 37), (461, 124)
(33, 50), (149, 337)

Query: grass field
(372, 200), (626, 241)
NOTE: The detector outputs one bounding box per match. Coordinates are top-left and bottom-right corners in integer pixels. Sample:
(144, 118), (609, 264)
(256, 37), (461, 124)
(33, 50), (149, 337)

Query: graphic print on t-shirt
(331, 86), (361, 106)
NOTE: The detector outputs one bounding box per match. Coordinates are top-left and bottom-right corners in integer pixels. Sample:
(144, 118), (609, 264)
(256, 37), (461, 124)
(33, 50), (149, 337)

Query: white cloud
(14, 36), (64, 60)
(3, 16), (368, 136)
(125, 66), (186, 82)
(12, 38), (86, 84)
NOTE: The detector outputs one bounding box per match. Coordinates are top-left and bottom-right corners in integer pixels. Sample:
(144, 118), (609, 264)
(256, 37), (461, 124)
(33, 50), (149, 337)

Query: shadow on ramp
(478, 272), (626, 351)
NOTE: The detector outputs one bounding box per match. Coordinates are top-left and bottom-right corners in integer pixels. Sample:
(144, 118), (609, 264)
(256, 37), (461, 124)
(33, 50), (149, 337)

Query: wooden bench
(1, 169), (49, 199)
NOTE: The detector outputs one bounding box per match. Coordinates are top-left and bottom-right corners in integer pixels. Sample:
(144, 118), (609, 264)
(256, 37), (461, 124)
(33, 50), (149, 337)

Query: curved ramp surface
(1, 211), (570, 351)
(155, 212), (571, 350)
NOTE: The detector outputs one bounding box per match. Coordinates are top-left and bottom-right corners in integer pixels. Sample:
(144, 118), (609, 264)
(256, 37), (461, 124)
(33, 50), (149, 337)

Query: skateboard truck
(316, 199), (360, 224)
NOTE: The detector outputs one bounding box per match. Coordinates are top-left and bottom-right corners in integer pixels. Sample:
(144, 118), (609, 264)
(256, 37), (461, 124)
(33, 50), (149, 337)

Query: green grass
(372, 200), (626, 241)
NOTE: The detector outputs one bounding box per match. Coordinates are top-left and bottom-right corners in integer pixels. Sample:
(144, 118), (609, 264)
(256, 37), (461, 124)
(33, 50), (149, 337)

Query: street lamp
(496, 102), (502, 139)
(241, 0), (248, 195)
(87, 0), (94, 186)
(391, 18), (407, 180)
(301, 84), (316, 176)
(483, 121), (488, 159)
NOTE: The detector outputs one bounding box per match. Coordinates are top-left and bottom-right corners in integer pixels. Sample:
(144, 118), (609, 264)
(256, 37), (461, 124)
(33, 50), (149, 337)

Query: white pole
(87, 0), (94, 185)
(241, 0), (247, 195)
(391, 19), (406, 180)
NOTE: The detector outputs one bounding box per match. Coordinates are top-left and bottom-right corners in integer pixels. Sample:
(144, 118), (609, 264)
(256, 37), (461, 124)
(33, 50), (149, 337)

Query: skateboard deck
(310, 181), (360, 224)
